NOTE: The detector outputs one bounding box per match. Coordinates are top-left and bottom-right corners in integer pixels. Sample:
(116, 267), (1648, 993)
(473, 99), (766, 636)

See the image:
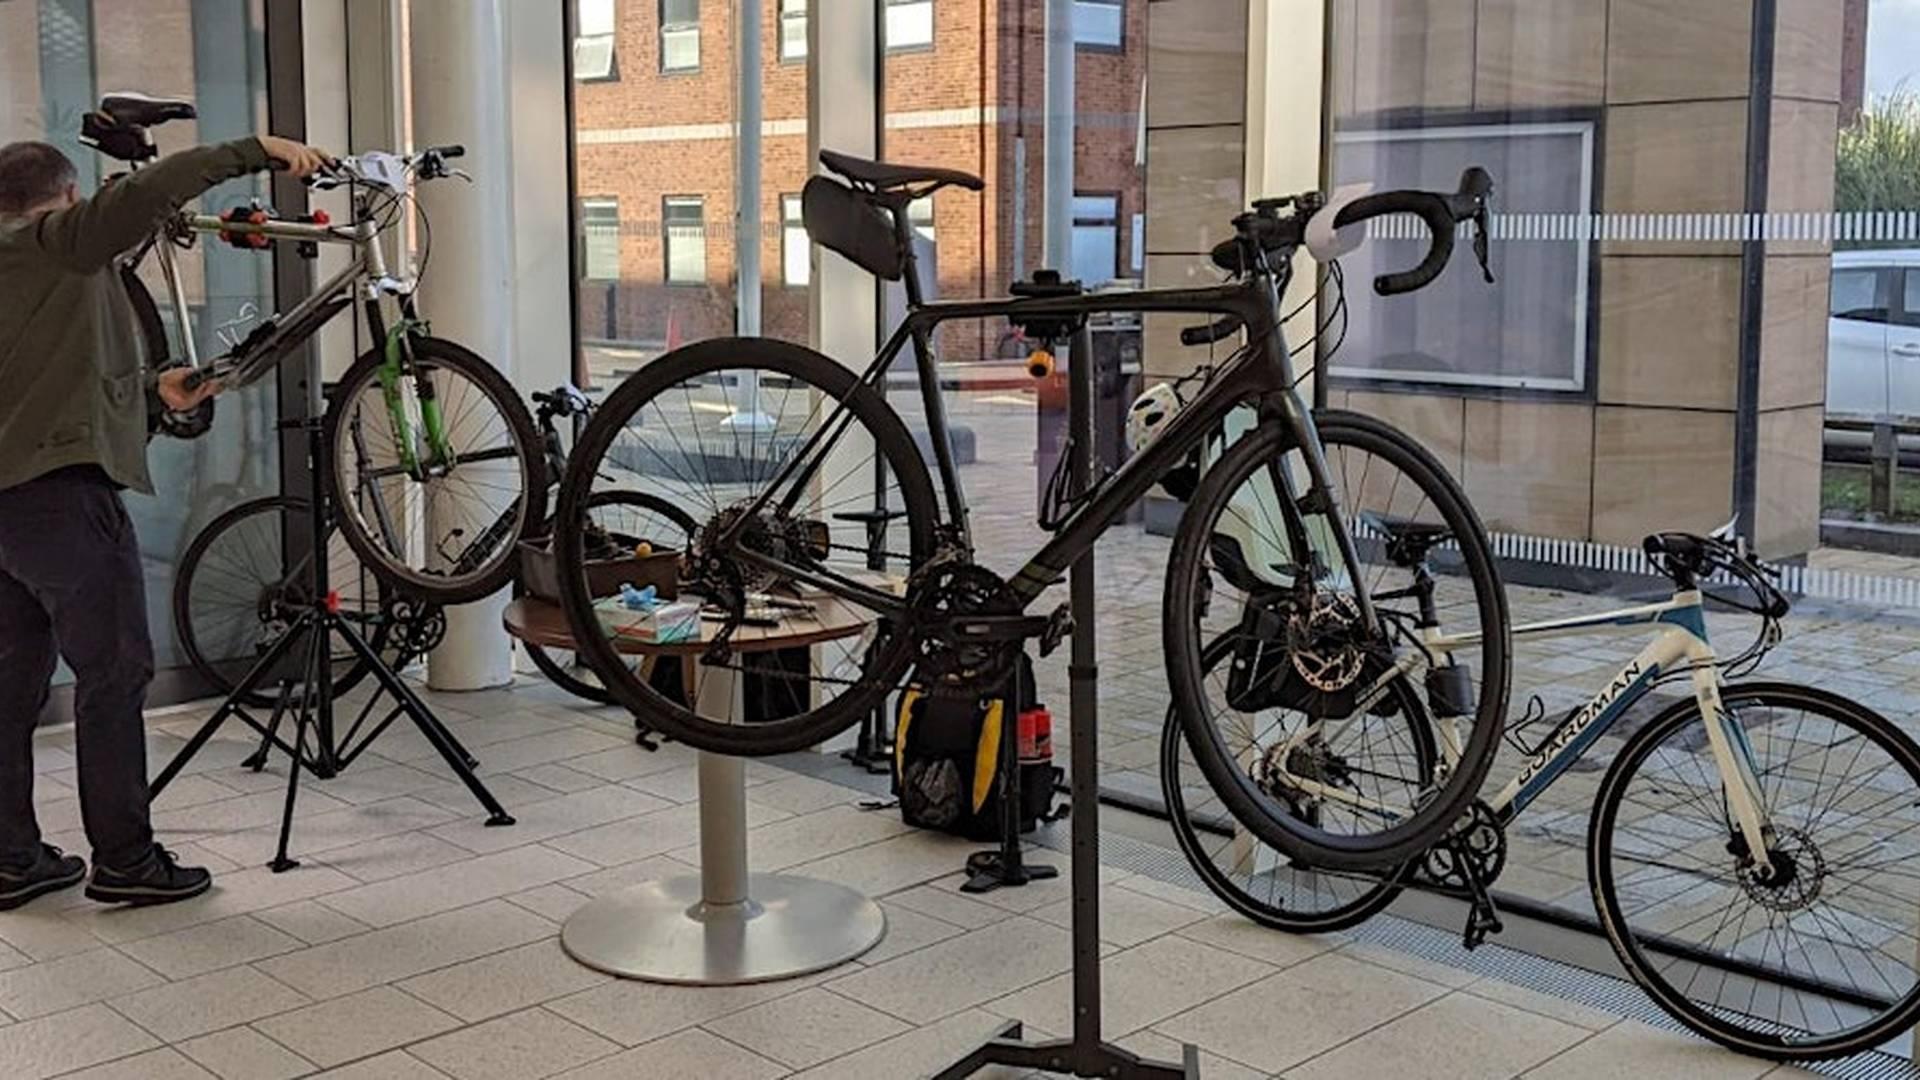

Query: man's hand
(256, 135), (332, 179)
(157, 368), (220, 413)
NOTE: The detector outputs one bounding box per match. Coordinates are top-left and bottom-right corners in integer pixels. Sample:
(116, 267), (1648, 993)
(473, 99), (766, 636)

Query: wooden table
(503, 595), (887, 986)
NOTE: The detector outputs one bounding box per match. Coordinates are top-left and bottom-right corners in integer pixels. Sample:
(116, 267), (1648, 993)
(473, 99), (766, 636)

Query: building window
(1329, 120), (1595, 392)
(782, 194), (810, 286)
(664, 196), (706, 284)
(574, 0), (617, 81)
(885, 0), (933, 52)
(1071, 194), (1119, 286)
(660, 0), (699, 73)
(1073, 0), (1122, 50)
(582, 197), (620, 281)
(909, 196), (935, 244)
(779, 0), (807, 62)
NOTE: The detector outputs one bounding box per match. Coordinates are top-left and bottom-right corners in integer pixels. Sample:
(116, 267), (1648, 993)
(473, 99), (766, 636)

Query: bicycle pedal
(1462, 905), (1503, 951)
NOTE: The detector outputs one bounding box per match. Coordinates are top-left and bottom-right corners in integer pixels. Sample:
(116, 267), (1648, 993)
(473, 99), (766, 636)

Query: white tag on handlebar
(346, 152), (408, 191)
(1306, 183), (1375, 263)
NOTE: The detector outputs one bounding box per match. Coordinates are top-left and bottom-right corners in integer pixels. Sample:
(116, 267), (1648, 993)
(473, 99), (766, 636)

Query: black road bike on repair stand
(555, 149), (1514, 872)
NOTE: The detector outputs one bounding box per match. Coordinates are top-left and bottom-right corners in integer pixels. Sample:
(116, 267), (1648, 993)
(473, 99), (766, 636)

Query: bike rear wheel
(1164, 409), (1510, 871)
(555, 337), (940, 756)
(1591, 682), (1920, 1060)
(174, 496), (393, 706)
(325, 336), (547, 605)
(524, 491), (699, 706)
(1161, 635), (1418, 932)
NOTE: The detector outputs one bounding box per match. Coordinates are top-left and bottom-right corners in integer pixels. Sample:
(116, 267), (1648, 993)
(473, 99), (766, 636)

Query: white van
(1829, 249), (1920, 426)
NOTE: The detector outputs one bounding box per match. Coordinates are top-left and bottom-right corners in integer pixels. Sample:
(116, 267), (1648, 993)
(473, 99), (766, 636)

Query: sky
(1869, 0), (1920, 100)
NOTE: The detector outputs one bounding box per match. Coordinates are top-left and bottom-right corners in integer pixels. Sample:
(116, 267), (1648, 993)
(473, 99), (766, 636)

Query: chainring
(1420, 800), (1506, 889)
(907, 561), (1021, 696)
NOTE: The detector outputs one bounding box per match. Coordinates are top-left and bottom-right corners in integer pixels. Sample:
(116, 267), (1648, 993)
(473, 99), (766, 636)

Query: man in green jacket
(0, 132), (328, 909)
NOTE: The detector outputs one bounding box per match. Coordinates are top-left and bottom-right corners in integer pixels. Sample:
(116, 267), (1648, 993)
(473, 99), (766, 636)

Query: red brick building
(572, 0), (1148, 364)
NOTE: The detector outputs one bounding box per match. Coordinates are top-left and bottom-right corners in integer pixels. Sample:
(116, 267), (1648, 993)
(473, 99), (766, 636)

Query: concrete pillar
(806, 0), (878, 755)
(412, 0), (519, 690)
(1042, 0), (1075, 274)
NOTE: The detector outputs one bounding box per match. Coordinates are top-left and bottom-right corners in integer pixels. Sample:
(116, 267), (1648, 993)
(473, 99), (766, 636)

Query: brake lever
(1471, 209), (1494, 285)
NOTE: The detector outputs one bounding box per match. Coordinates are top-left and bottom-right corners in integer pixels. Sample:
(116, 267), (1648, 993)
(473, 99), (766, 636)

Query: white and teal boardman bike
(1165, 529), (1920, 1061)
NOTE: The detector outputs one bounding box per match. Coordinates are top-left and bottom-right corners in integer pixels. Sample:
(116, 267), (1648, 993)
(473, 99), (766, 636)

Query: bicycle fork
(1690, 652), (1779, 879)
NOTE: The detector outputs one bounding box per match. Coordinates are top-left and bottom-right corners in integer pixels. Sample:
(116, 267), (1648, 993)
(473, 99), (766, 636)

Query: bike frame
(722, 219), (1373, 631)
(1274, 589), (1778, 867)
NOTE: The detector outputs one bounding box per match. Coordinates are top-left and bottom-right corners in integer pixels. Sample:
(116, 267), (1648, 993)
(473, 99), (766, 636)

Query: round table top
(504, 594), (875, 657)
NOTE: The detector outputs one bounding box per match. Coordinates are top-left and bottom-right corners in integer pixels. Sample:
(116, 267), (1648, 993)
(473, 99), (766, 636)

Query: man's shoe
(85, 846), (212, 906)
(0, 845), (87, 911)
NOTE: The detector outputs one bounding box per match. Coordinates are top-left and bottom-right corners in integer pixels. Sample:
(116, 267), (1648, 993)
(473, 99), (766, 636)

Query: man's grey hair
(0, 142), (79, 216)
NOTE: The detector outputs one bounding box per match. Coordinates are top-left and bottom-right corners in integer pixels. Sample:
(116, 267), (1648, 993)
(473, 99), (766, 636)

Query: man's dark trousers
(0, 465), (156, 871)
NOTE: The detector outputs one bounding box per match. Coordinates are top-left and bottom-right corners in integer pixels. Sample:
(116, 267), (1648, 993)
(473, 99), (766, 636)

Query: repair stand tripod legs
(935, 323), (1197, 1079)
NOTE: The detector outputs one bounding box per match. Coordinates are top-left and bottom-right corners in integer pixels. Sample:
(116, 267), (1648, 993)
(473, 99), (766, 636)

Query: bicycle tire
(324, 336), (548, 605)
(173, 496), (391, 706)
(1164, 409), (1511, 871)
(1590, 681), (1920, 1061)
(525, 490), (699, 706)
(1161, 635), (1419, 933)
(555, 337), (941, 757)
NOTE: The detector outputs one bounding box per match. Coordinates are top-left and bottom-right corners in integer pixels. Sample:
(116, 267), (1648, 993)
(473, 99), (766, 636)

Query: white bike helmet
(1127, 382), (1185, 455)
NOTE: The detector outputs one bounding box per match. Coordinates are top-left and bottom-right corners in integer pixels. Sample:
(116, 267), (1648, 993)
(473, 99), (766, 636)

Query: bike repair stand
(937, 320), (1198, 1079)
(961, 653), (1060, 895)
(149, 351), (514, 872)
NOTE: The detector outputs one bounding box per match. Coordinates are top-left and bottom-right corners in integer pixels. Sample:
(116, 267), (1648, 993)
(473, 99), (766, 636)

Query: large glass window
(0, 0), (277, 705)
(663, 195), (706, 284)
(660, 0), (699, 73)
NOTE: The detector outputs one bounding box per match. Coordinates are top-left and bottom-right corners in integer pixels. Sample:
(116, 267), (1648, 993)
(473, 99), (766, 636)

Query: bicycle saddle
(1359, 512), (1454, 567)
(818, 149), (984, 193)
(98, 93), (197, 127)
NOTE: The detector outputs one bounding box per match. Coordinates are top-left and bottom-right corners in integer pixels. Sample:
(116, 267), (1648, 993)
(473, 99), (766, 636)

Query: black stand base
(935, 1021), (1198, 1080)
(960, 849), (1059, 895)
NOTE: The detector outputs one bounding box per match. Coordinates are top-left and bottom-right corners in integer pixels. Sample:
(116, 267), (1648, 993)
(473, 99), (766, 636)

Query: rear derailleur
(1411, 800), (1507, 950)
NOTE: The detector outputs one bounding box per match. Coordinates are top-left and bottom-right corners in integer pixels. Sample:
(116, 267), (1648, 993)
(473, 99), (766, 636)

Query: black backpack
(892, 655), (1061, 841)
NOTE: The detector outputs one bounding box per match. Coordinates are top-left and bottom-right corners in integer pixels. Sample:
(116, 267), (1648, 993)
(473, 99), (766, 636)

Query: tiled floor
(0, 677), (1858, 1079)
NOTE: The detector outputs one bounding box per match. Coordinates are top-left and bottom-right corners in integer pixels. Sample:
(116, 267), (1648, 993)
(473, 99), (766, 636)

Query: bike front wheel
(325, 337), (547, 605)
(555, 337), (941, 756)
(1591, 681), (1920, 1060)
(1164, 409), (1510, 872)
